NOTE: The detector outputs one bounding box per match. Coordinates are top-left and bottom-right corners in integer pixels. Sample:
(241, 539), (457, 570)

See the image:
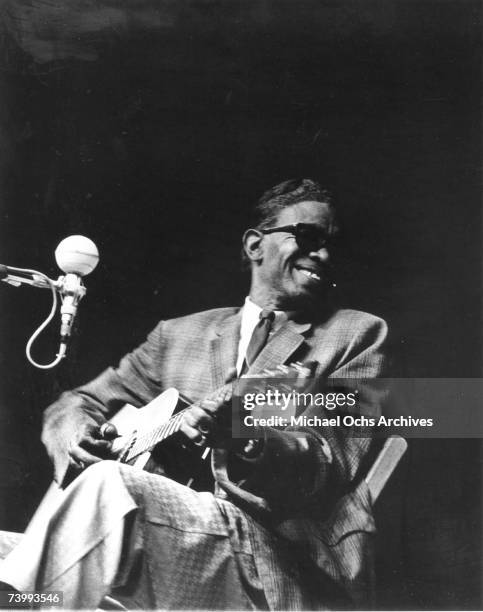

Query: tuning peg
(261, 367), (276, 377)
(275, 365), (290, 374)
(292, 361), (318, 377)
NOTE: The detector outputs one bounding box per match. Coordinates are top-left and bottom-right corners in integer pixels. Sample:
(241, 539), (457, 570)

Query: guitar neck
(120, 407), (186, 463)
(120, 361), (312, 464)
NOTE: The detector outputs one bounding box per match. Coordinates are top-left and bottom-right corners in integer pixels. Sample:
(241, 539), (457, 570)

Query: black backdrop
(0, 1), (481, 609)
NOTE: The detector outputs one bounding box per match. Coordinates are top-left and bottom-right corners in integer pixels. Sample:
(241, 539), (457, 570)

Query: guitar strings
(125, 409), (187, 462)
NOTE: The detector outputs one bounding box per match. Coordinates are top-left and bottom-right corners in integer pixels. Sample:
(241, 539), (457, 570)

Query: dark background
(0, 1), (481, 609)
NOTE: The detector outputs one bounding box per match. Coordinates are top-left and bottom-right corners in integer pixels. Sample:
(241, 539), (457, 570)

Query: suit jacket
(42, 305), (388, 609)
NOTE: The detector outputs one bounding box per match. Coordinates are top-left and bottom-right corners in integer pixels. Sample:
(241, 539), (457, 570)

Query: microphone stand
(0, 265), (83, 369)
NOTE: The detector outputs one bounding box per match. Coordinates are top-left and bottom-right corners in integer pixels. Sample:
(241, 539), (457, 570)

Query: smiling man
(0, 178), (388, 610)
(244, 184), (338, 312)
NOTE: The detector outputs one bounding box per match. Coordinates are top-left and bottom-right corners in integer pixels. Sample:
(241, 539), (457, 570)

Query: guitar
(30, 361), (315, 535)
(56, 361), (317, 492)
(89, 361), (317, 488)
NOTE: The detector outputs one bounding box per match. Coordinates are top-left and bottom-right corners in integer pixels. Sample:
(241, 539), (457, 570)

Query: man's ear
(242, 229), (264, 263)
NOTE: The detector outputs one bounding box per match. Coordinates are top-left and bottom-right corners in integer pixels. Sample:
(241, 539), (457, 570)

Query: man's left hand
(179, 388), (232, 448)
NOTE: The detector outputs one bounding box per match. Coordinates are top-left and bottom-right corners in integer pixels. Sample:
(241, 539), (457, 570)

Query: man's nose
(308, 247), (330, 262)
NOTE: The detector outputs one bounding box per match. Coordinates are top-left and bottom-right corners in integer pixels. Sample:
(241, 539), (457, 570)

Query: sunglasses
(260, 223), (335, 252)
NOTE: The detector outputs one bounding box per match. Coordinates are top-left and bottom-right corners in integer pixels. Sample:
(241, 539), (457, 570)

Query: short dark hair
(253, 178), (334, 230)
(241, 178), (336, 269)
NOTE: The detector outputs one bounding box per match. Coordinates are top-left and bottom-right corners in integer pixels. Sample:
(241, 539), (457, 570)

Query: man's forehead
(275, 200), (334, 226)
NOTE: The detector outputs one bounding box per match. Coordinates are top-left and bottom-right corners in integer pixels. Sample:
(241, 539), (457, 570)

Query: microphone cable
(3, 265), (64, 369)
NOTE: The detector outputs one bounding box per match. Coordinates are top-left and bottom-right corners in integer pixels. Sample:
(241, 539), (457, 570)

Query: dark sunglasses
(260, 223), (334, 252)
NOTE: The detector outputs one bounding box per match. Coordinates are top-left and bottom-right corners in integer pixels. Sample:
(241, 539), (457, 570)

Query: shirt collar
(236, 297), (290, 374)
(242, 296), (291, 327)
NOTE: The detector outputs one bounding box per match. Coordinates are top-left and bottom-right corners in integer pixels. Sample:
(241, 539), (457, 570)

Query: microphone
(0, 235), (99, 368)
(55, 236), (99, 341)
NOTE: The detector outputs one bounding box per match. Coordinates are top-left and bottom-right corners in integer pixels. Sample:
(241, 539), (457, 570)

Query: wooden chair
(365, 436), (407, 503)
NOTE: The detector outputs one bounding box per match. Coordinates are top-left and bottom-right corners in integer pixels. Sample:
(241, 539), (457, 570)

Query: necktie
(245, 309), (275, 367)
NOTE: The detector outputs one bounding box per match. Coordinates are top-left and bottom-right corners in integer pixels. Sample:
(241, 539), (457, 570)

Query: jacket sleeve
(41, 321), (165, 484)
(215, 315), (388, 514)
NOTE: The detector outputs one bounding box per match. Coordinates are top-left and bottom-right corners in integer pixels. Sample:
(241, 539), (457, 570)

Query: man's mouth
(294, 265), (321, 282)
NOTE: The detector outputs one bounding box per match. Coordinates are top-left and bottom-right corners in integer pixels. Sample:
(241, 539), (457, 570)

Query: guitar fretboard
(121, 407), (187, 463)
(119, 361), (312, 463)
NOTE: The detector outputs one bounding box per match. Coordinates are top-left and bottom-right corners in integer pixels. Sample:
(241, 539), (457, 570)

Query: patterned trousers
(0, 461), (268, 610)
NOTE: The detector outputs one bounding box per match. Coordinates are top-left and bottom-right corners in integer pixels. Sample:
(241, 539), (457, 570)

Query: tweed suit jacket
(42, 305), (388, 609)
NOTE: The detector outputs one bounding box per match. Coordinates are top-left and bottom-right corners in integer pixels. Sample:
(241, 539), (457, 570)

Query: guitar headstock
(199, 361), (319, 413)
(241, 360), (317, 379)
(238, 360), (318, 397)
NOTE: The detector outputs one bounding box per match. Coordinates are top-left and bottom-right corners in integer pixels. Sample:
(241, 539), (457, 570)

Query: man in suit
(0, 178), (387, 609)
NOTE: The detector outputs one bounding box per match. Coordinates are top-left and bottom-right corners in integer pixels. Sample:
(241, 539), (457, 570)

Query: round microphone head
(55, 235), (99, 276)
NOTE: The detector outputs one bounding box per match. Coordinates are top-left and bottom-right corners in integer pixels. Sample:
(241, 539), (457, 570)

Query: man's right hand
(68, 422), (117, 469)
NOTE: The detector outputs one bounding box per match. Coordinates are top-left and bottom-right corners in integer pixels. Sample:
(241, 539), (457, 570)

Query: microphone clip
(57, 273), (86, 341)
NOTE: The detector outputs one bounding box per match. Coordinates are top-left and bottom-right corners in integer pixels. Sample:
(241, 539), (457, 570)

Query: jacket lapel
(249, 319), (313, 373)
(210, 311), (313, 386)
(210, 310), (242, 389)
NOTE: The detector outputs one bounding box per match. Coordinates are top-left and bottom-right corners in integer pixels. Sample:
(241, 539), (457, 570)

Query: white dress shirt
(235, 297), (288, 375)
